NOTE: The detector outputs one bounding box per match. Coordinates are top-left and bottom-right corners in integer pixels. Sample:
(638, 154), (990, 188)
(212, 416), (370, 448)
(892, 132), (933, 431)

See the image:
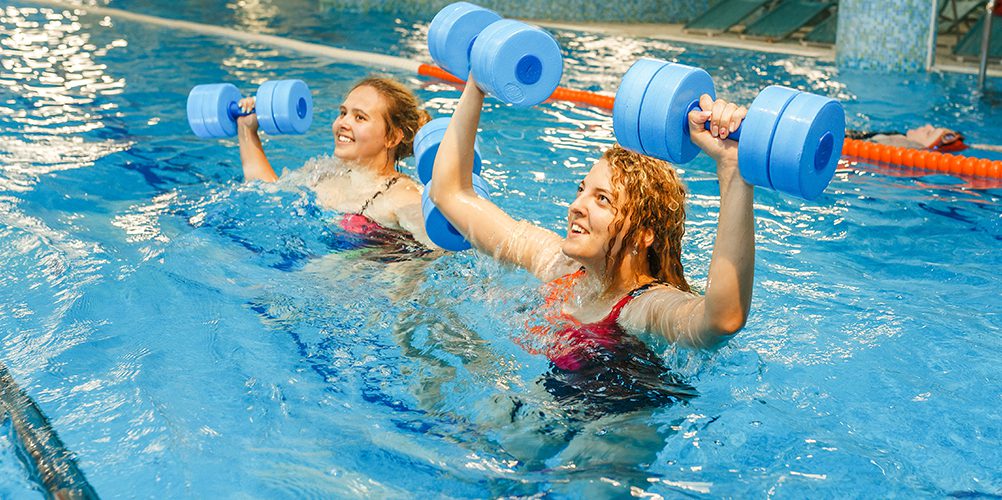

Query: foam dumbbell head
(737, 85), (799, 191)
(767, 91), (845, 200)
(428, 2), (503, 79)
(640, 63), (714, 164)
(256, 79), (313, 136)
(613, 60), (715, 164)
(613, 58), (668, 156)
(413, 117), (483, 184)
(422, 173), (491, 251)
(186, 84), (212, 138)
(470, 19), (563, 107)
(187, 83), (242, 138)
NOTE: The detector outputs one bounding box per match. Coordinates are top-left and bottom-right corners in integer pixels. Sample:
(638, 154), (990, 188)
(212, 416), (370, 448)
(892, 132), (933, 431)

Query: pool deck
(534, 20), (1002, 79)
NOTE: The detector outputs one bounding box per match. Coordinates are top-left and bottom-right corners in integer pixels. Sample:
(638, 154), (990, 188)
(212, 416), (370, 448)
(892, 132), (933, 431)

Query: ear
(385, 127), (404, 150)
(638, 228), (655, 250)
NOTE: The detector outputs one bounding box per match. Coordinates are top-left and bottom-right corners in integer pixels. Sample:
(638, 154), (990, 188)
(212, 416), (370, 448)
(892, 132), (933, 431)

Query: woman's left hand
(687, 94), (746, 167)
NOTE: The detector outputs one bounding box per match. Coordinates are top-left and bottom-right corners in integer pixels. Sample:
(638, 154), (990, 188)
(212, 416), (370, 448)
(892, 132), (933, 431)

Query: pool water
(1, 1), (1001, 497)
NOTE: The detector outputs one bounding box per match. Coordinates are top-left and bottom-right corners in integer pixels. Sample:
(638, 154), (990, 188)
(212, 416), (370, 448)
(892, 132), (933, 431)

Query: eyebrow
(339, 105), (369, 117)
(579, 180), (614, 199)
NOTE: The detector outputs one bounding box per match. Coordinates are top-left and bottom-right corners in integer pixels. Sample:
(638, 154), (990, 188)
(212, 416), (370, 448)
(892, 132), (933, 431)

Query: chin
(560, 239), (591, 262)
(332, 148), (353, 162)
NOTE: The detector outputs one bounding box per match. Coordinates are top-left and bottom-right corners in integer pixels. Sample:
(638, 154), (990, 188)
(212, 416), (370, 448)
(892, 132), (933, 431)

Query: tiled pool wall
(836, 0), (936, 72)
(324, 0), (941, 73)
(318, 0), (711, 23)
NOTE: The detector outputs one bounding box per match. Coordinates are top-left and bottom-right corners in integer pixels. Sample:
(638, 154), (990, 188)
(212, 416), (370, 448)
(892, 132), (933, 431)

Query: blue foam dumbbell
(427, 2), (563, 107)
(413, 117), (483, 184)
(414, 117), (491, 251)
(422, 174), (491, 251)
(186, 79), (313, 138)
(612, 58), (845, 200)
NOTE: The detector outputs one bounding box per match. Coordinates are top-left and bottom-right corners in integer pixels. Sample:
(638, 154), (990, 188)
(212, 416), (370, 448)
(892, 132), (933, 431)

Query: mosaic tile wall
(318, 0), (710, 23)
(836, 0), (936, 72)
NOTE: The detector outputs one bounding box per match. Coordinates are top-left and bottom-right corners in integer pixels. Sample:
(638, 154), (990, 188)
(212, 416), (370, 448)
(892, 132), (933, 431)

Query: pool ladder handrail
(978, 0), (997, 91)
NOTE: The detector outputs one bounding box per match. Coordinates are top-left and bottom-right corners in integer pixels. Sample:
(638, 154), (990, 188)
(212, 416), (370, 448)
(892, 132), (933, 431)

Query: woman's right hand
(236, 97), (258, 132)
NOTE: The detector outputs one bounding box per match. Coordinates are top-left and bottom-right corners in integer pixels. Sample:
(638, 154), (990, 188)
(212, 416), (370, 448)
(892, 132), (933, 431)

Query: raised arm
(625, 94), (755, 347)
(236, 97), (279, 182)
(428, 79), (565, 277)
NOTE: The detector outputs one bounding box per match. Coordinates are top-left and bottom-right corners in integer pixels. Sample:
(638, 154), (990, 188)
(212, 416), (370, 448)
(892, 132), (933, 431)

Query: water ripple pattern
(0, 1), (1000, 498)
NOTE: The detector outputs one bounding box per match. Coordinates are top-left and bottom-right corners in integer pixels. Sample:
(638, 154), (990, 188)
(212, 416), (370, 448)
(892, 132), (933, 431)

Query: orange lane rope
(417, 64), (1002, 180)
(418, 63), (615, 109)
(842, 138), (1002, 180)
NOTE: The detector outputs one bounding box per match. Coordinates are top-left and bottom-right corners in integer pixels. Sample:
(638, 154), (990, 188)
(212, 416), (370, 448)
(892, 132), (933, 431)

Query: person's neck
(581, 253), (654, 301)
(350, 153), (397, 178)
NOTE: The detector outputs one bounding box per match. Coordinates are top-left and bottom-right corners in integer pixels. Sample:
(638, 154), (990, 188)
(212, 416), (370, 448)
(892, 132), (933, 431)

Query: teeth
(337, 134), (353, 143)
(570, 223), (586, 234)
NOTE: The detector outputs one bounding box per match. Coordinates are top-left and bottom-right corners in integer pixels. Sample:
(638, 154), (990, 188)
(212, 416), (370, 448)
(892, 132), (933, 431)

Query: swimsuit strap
(606, 281), (664, 323)
(359, 175), (400, 215)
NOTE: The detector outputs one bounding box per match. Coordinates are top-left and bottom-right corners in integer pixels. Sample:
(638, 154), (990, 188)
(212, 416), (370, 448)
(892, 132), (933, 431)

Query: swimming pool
(1, 1), (1001, 497)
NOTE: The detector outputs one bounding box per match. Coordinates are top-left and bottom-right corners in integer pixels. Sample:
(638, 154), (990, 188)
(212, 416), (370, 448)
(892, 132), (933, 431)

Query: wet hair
(350, 77), (431, 163)
(602, 144), (691, 293)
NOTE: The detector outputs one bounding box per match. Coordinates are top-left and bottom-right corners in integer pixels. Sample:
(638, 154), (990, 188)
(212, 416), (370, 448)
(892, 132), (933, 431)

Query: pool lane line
(0, 364), (99, 499)
(22, 0), (620, 109)
(21, 0), (422, 73)
(842, 138), (1002, 180)
(19, 1), (1002, 181)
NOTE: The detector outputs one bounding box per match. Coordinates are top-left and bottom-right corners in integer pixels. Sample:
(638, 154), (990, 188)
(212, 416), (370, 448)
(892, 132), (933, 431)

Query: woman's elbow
(710, 311), (747, 337)
(428, 182), (442, 205)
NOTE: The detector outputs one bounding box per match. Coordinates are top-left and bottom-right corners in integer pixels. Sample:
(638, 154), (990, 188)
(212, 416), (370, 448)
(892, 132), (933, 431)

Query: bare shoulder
(618, 284), (710, 346)
(386, 175), (423, 201)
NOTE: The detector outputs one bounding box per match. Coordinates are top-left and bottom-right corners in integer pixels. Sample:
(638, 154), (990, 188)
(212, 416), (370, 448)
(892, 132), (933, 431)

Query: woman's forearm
(429, 81), (484, 203)
(238, 126), (278, 182)
(702, 160), (755, 335)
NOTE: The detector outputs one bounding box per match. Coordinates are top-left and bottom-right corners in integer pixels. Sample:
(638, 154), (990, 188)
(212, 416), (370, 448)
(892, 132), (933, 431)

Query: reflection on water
(1, 1), (1001, 497)
(0, 6), (132, 192)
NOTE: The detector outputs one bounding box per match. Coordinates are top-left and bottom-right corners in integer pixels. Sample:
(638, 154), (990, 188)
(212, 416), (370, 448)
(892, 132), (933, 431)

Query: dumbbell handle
(227, 102), (254, 120)
(684, 100), (743, 141)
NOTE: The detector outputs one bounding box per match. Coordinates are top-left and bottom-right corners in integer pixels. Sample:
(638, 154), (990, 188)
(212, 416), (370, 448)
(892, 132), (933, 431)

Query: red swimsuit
(524, 270), (697, 416)
(525, 269), (660, 371)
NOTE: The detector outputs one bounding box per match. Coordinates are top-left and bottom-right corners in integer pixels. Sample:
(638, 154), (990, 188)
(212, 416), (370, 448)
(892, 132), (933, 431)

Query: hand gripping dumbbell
(613, 58), (845, 200)
(186, 80), (313, 138)
(428, 1), (563, 107)
(414, 117), (491, 251)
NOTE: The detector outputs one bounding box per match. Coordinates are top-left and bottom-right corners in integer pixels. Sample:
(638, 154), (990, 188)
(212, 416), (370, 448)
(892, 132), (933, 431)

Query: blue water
(2, 1), (1001, 497)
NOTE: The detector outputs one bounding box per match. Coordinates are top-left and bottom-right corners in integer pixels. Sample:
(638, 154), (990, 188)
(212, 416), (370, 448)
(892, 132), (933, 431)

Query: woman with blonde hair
(429, 78), (756, 375)
(237, 76), (436, 249)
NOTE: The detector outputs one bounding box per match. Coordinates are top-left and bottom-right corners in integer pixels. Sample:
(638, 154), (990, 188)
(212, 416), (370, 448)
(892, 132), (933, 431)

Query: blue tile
(835, 0), (936, 72)
(321, 0), (711, 23)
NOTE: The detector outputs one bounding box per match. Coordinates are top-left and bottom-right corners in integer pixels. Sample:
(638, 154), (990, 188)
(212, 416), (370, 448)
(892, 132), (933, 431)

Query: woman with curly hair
(429, 77), (756, 374)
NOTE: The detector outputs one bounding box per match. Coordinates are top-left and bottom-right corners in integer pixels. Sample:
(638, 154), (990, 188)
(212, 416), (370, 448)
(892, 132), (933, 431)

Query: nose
(568, 194), (587, 219)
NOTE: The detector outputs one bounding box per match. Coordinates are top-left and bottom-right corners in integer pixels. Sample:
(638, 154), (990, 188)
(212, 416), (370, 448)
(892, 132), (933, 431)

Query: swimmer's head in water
(906, 125), (967, 152)
(348, 77), (432, 164)
(603, 144), (690, 293)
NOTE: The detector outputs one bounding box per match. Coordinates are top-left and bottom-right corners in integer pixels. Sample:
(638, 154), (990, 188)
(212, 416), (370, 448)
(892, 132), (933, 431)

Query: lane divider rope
(21, 0), (1002, 180)
(842, 138), (1002, 180)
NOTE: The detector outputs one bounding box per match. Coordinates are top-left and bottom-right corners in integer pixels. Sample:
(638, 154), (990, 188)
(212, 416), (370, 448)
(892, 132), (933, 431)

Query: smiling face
(331, 85), (398, 166)
(561, 159), (626, 270)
